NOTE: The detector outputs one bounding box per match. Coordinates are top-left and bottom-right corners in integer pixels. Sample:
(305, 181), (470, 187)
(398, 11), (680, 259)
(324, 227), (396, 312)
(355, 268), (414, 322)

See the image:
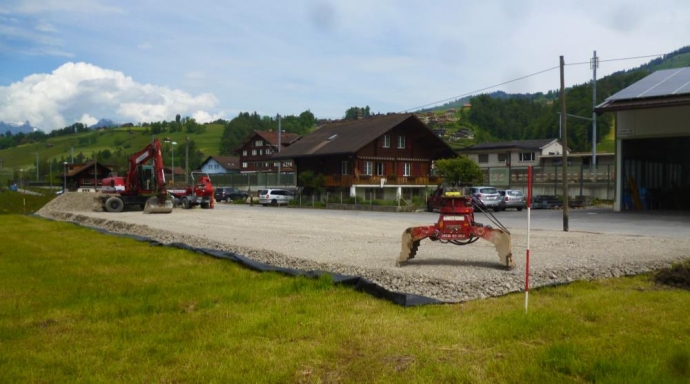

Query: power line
(401, 65), (559, 112)
(405, 52), (666, 112)
(566, 53), (664, 66)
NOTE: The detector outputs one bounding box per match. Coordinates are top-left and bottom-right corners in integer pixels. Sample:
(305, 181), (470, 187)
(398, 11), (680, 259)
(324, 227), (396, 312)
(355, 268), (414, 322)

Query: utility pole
(277, 114), (282, 185)
(94, 154), (98, 189)
(560, 55), (569, 232)
(185, 136), (189, 185)
(591, 51), (599, 170)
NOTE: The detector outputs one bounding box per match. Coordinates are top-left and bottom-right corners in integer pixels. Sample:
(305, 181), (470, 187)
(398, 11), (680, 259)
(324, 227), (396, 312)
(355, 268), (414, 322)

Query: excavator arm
(125, 138), (173, 214)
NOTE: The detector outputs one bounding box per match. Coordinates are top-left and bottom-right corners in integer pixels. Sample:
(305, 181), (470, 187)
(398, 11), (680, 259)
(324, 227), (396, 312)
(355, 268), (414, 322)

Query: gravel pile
(36, 193), (690, 303)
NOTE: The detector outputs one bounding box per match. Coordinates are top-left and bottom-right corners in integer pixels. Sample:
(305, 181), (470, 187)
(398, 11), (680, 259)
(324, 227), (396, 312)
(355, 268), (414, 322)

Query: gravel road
(36, 193), (690, 303)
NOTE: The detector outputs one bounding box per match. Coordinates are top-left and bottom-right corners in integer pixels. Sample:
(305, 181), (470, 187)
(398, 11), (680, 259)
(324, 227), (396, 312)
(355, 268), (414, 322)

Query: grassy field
(1, 214), (689, 383)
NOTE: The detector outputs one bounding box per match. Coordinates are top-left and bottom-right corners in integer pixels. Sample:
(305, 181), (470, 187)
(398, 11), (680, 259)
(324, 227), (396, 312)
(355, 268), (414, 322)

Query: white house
(458, 139), (567, 168)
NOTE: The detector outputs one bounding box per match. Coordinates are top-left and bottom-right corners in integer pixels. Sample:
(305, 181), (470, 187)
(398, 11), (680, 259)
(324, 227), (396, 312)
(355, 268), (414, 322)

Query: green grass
(1, 215), (689, 383)
(0, 190), (57, 214)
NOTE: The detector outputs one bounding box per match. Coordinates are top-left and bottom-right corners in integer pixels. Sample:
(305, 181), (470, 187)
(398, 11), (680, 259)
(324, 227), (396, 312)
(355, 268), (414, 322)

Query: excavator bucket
(143, 196), (173, 214)
(398, 228), (421, 266)
(397, 225), (435, 266)
(478, 228), (514, 269)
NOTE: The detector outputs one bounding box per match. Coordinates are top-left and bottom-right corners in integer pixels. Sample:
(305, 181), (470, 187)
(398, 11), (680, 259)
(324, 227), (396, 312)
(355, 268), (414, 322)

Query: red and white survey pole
(525, 166), (532, 313)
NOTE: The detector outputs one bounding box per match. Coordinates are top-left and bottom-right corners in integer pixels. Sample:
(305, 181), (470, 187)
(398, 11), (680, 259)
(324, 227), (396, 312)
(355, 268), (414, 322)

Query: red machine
(100, 138), (173, 214)
(398, 190), (514, 268)
(171, 171), (214, 209)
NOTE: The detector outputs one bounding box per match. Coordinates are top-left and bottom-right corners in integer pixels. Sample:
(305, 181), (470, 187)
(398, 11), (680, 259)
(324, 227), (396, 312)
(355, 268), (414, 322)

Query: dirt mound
(654, 260), (690, 290)
(36, 192), (103, 217)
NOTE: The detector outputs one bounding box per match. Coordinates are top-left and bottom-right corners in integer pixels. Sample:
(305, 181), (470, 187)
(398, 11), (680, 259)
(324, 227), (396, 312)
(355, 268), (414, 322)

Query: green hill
(0, 124), (225, 186)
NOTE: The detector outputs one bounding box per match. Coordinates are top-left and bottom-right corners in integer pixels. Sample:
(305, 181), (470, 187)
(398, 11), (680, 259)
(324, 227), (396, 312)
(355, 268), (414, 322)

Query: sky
(0, 0), (688, 132)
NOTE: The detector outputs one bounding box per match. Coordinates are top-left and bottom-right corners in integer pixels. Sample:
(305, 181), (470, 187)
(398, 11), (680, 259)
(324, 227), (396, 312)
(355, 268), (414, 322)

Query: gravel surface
(36, 192), (690, 303)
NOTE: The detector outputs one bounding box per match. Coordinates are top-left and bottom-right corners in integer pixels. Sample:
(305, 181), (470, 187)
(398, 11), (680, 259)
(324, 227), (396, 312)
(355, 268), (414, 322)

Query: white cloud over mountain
(0, 62), (223, 132)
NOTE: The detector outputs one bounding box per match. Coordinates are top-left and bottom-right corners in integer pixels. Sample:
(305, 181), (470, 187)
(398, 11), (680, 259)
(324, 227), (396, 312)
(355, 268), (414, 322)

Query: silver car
(258, 189), (295, 206)
(468, 186), (503, 212)
(499, 189), (526, 211)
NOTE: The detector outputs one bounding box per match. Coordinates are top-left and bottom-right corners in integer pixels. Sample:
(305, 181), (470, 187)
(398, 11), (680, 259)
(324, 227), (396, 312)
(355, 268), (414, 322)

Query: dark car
(531, 195), (562, 209)
(214, 187), (248, 202)
(498, 189), (526, 211)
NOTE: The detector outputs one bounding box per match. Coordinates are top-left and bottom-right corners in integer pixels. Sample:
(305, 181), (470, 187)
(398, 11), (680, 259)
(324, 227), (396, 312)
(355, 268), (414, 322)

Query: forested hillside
(429, 46), (690, 152)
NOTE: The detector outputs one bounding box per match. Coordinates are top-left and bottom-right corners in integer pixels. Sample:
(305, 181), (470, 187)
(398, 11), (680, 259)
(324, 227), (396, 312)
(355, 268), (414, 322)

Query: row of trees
(218, 110), (316, 155)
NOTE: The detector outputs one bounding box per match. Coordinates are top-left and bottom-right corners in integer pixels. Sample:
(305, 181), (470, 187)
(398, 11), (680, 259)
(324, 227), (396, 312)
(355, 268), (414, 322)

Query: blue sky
(0, 0), (688, 132)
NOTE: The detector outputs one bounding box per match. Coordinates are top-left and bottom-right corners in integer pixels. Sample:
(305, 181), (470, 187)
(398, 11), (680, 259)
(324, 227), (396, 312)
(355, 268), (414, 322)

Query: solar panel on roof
(607, 67), (690, 101)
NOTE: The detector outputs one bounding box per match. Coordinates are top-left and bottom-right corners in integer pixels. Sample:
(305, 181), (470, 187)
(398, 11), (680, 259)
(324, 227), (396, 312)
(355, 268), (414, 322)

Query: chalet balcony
(324, 175), (442, 187)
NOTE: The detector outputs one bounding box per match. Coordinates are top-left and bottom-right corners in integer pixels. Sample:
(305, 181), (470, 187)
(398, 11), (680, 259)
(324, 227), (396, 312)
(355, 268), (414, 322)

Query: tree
(344, 106), (372, 120)
(434, 157), (484, 186)
(298, 170), (326, 196)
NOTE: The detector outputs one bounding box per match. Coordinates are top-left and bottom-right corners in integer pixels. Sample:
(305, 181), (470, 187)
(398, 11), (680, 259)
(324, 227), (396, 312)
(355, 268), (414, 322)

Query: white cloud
(0, 62), (223, 131)
(78, 113), (97, 126)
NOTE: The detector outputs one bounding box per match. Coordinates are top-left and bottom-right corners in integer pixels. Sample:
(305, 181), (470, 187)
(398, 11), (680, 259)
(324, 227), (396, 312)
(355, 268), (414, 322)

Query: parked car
(214, 187), (248, 202)
(258, 188), (295, 206)
(468, 186), (503, 212)
(531, 195), (562, 209)
(498, 189), (526, 211)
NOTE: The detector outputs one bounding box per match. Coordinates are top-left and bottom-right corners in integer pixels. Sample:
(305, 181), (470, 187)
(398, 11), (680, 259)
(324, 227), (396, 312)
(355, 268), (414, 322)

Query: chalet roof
(234, 130), (301, 153)
(274, 113), (455, 160)
(200, 156), (240, 171)
(458, 139), (560, 152)
(596, 67), (690, 112)
(63, 161), (114, 177)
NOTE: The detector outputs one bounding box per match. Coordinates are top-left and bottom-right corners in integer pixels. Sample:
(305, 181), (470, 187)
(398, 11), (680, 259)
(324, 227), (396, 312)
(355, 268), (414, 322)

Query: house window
(242, 150), (247, 156)
(498, 153), (508, 162)
(259, 149), (263, 155)
(363, 161), (373, 175)
(403, 162), (411, 177)
(382, 134), (390, 148)
(274, 162), (280, 167)
(242, 162), (247, 168)
(376, 162), (384, 176)
(255, 140), (263, 147)
(397, 135), (406, 149)
(252, 149), (257, 156)
(478, 154), (489, 163)
(283, 161), (292, 167)
(341, 161), (349, 175)
(266, 148), (273, 155)
(519, 152), (535, 162)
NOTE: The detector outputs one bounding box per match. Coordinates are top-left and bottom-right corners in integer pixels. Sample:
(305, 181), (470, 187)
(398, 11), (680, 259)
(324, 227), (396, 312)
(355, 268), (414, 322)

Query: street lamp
(171, 141), (177, 184)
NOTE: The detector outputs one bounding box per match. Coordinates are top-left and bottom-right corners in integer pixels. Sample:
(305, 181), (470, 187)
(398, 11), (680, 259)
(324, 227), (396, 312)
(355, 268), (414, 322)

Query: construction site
(36, 192), (690, 303)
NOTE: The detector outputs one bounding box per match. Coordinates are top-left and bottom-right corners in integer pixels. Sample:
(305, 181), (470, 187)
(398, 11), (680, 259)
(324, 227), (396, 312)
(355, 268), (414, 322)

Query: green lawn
(1, 215), (689, 383)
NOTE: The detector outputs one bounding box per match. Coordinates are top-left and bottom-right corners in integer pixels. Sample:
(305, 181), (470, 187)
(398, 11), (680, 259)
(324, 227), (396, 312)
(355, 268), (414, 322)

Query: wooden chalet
(60, 161), (114, 191)
(273, 113), (456, 198)
(235, 130), (301, 173)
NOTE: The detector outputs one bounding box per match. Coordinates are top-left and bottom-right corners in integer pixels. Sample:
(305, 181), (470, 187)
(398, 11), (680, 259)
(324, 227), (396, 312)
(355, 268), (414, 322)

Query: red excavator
(100, 138), (174, 214)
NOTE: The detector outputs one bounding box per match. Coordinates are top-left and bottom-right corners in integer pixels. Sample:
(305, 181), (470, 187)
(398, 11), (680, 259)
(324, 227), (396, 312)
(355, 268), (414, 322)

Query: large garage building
(596, 67), (690, 211)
